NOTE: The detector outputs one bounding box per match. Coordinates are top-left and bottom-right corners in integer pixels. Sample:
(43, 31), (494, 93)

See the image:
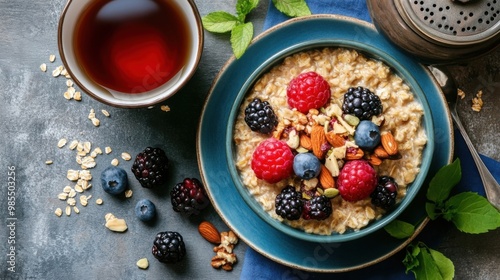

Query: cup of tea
(58, 0), (203, 108)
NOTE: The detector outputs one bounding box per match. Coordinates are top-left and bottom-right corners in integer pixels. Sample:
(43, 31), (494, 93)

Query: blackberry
(275, 186), (303, 220)
(302, 195), (332, 220)
(171, 178), (209, 216)
(131, 147), (169, 188)
(244, 98), (278, 134)
(371, 176), (398, 210)
(342, 86), (382, 120)
(152, 231), (186, 263)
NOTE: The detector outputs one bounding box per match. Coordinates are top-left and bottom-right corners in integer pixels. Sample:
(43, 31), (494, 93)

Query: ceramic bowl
(225, 39), (435, 243)
(57, 0), (203, 108)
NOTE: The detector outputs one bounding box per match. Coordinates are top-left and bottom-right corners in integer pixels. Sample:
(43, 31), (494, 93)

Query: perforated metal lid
(395, 0), (500, 45)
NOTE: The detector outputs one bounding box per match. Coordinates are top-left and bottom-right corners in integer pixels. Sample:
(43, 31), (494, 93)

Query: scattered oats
(101, 109), (110, 117)
(58, 193), (68, 200)
(136, 258), (149, 270)
(67, 86), (76, 95)
(94, 147), (103, 155)
(105, 146), (112, 154)
(65, 205), (71, 216)
(88, 109), (96, 120)
(76, 155), (83, 165)
(52, 65), (63, 77)
(160, 105), (170, 112)
(54, 208), (63, 217)
(49, 54), (56, 62)
(125, 189), (133, 198)
(40, 63), (47, 72)
(80, 195), (88, 207)
(84, 183), (92, 190)
(66, 79), (74, 87)
(90, 151), (98, 158)
(63, 90), (73, 100)
(121, 152), (132, 161)
(67, 169), (80, 181)
(77, 142), (84, 152)
(65, 73), (71, 79)
(458, 88), (466, 99)
(75, 184), (83, 193)
(67, 197), (77, 206)
(57, 138), (68, 148)
(63, 186), (72, 193)
(148, 106), (155, 109)
(68, 189), (77, 198)
(105, 213), (116, 222)
(77, 150), (88, 157)
(83, 142), (91, 153)
(74, 91), (82, 101)
(45, 160), (53, 165)
(111, 158), (119, 166)
(91, 118), (100, 127)
(96, 198), (103, 205)
(471, 90), (484, 112)
(69, 140), (79, 150)
(61, 68), (68, 76)
(87, 195), (92, 200)
(73, 206), (80, 214)
(79, 170), (92, 180)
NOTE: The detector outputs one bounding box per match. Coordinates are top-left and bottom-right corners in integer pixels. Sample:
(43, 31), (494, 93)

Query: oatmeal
(233, 48), (427, 235)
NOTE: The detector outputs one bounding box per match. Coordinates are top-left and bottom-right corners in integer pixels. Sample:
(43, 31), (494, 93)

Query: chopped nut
(471, 90), (483, 112)
(136, 258), (149, 269)
(54, 208), (62, 217)
(160, 105), (170, 112)
(458, 88), (466, 99)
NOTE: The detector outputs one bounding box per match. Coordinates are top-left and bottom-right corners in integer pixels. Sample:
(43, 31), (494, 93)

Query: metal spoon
(429, 66), (500, 210)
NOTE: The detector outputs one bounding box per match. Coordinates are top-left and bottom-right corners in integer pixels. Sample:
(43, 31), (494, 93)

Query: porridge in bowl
(233, 47), (428, 235)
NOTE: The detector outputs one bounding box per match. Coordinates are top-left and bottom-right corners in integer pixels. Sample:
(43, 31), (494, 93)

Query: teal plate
(197, 15), (453, 272)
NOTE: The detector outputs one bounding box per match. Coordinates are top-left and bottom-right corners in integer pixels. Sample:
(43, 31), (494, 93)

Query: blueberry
(135, 199), (156, 222)
(354, 120), (380, 150)
(293, 153), (321, 180)
(100, 166), (128, 195)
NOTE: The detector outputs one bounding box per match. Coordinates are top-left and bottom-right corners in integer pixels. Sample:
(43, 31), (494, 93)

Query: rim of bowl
(225, 39), (435, 243)
(57, 0), (204, 108)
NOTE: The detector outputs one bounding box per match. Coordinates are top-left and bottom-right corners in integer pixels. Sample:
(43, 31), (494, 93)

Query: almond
(299, 133), (312, 150)
(319, 164), (335, 189)
(368, 154), (382, 166)
(381, 131), (398, 155)
(345, 147), (364, 160)
(311, 125), (327, 159)
(373, 145), (390, 159)
(198, 221), (221, 244)
(325, 131), (345, 147)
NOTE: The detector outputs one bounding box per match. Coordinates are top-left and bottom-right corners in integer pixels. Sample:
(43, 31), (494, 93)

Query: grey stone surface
(0, 1), (498, 279)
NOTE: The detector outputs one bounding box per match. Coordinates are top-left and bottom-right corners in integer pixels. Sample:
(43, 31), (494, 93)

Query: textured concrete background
(0, 1), (499, 279)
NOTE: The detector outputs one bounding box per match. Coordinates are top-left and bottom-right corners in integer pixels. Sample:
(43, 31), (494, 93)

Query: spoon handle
(450, 110), (500, 210)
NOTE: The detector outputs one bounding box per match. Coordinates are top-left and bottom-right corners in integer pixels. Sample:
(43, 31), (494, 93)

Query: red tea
(74, 0), (191, 94)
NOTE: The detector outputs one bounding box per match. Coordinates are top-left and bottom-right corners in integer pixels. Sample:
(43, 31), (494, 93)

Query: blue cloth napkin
(240, 1), (500, 279)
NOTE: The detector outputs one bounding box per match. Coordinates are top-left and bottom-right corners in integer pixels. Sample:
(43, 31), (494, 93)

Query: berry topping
(251, 138), (294, 184)
(131, 147), (169, 188)
(135, 199), (157, 222)
(371, 176), (399, 210)
(100, 166), (128, 195)
(354, 120), (381, 150)
(286, 71), (331, 114)
(244, 98), (278, 134)
(337, 160), (378, 202)
(293, 152), (321, 180)
(302, 195), (333, 220)
(275, 186), (303, 220)
(342, 86), (382, 120)
(170, 178), (209, 216)
(152, 231), (186, 263)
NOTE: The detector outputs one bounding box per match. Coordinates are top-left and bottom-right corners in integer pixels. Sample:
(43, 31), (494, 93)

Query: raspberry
(286, 71), (331, 114)
(337, 160), (378, 202)
(251, 138), (294, 184)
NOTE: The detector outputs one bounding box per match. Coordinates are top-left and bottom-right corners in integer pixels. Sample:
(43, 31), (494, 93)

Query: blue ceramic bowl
(225, 40), (435, 243)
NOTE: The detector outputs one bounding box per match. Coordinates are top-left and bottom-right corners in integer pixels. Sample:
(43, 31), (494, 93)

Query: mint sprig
(403, 242), (455, 280)
(202, 0), (311, 58)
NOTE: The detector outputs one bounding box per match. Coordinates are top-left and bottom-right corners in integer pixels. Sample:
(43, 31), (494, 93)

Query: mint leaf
(202, 11), (241, 33)
(426, 202), (439, 220)
(272, 0), (311, 17)
(230, 22), (254, 59)
(404, 243), (454, 280)
(236, 0), (259, 18)
(384, 219), (415, 239)
(443, 192), (500, 233)
(429, 247), (455, 280)
(427, 158), (461, 204)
